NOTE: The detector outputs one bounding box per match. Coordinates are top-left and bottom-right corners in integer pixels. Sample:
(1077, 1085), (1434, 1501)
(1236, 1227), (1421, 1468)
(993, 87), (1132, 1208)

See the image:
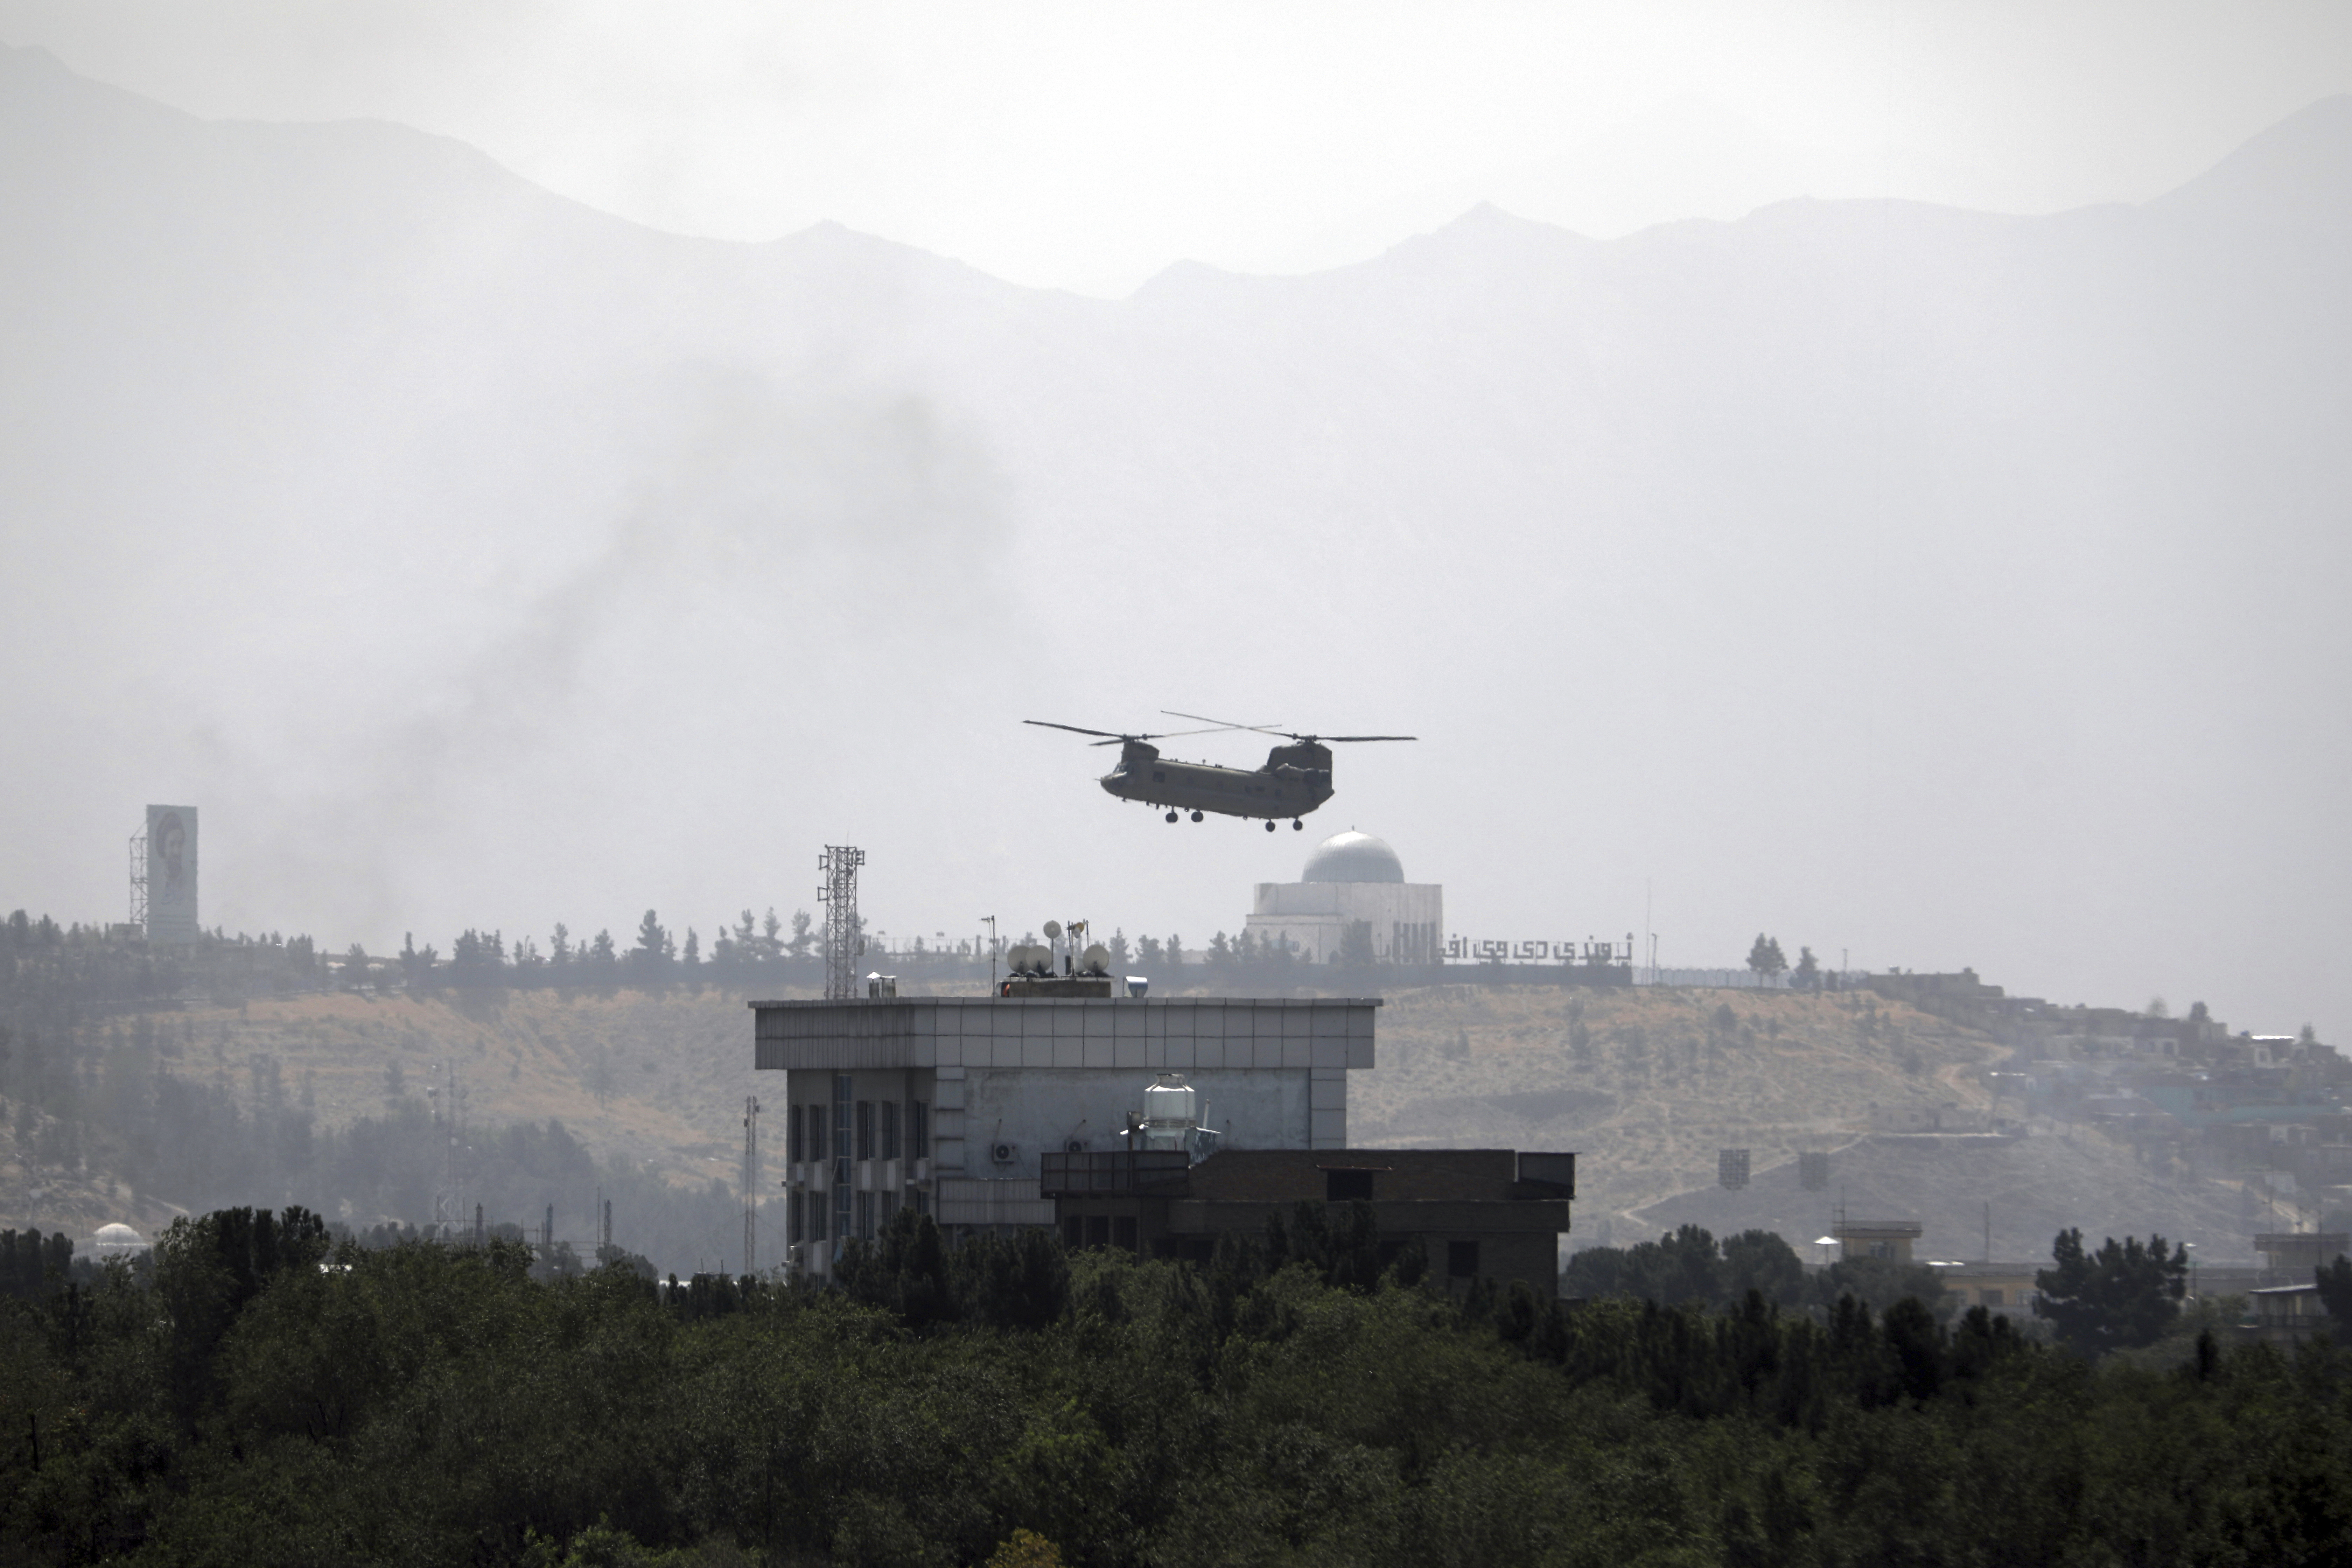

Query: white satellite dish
(1043, 920), (1063, 939)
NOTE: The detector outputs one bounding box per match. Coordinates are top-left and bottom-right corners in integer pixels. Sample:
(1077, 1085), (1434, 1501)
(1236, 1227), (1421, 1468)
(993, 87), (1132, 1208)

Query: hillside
(10, 975), (2238, 1274)
(1348, 983), (2002, 1227)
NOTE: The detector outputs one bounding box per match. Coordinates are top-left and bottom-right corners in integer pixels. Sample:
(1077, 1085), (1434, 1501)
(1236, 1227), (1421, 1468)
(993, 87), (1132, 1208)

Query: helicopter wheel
(1165, 810), (1179, 823)
(1190, 811), (1204, 822)
(1263, 820), (1276, 833)
(1292, 819), (1304, 830)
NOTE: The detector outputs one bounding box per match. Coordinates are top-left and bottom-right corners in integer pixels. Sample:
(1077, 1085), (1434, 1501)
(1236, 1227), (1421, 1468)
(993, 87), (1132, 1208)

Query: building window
(806, 1100), (825, 1162)
(787, 1104), (803, 1165)
(880, 1191), (899, 1229)
(882, 1100), (901, 1161)
(911, 1101), (930, 1160)
(1326, 1169), (1374, 1202)
(834, 1184), (851, 1243)
(1447, 1240), (1479, 1279)
(1982, 1288), (2004, 1307)
(833, 1077), (853, 1183)
(788, 1191), (803, 1245)
(1114, 1216), (1138, 1251)
(912, 1189), (929, 1217)
(856, 1100), (874, 1162)
(1063, 1215), (1084, 1248)
(807, 1195), (827, 1243)
(856, 1191), (874, 1240)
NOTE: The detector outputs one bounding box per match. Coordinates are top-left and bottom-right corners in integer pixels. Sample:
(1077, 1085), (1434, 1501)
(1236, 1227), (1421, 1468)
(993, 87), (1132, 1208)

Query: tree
(1135, 934), (1164, 966)
(1792, 946), (1820, 990)
(1746, 934), (1787, 986)
(342, 943), (370, 987)
(1106, 929), (1130, 969)
(1721, 1229), (1807, 1307)
(550, 923), (573, 975)
(1164, 934), (1185, 967)
(2033, 1228), (2188, 1356)
(2316, 1255), (2352, 1344)
(629, 910), (670, 982)
(1338, 919), (1378, 968)
(586, 929), (618, 982)
(681, 928), (701, 976)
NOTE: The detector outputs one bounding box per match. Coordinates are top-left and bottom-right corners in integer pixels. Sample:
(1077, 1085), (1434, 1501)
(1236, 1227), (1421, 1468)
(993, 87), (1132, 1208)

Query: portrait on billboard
(144, 804), (198, 944)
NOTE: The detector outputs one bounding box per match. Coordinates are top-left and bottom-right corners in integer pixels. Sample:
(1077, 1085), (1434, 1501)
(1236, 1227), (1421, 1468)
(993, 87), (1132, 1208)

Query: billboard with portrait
(145, 804), (198, 944)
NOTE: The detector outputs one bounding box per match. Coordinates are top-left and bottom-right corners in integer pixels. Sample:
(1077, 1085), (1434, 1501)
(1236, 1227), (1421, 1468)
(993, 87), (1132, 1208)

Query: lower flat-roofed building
(1833, 1217), (1923, 1264)
(2246, 1282), (2337, 1347)
(1041, 1146), (1575, 1294)
(1928, 1260), (2041, 1313)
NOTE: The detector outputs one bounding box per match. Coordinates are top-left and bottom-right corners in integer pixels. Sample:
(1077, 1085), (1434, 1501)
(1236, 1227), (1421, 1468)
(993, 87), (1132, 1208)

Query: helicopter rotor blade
(1023, 720), (1132, 740)
(1161, 709), (1286, 737)
(1316, 735), (1418, 743)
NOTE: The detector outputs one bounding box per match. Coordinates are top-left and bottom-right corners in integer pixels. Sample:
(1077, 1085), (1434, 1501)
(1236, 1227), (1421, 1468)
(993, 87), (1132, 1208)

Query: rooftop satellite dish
(1043, 920), (1063, 939)
(1082, 943), (1110, 974)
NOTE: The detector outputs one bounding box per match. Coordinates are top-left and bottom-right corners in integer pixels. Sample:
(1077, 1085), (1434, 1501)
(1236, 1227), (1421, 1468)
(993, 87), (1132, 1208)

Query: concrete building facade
(752, 995), (1378, 1279)
(1244, 830), (1443, 965)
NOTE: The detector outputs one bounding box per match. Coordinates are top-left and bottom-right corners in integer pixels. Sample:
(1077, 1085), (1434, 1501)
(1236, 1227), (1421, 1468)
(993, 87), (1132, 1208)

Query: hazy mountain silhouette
(1, 44), (2345, 1049)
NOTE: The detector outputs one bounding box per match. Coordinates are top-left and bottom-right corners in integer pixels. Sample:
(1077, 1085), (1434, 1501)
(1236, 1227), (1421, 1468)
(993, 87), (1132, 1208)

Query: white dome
(1301, 830), (1405, 884)
(93, 1223), (148, 1252)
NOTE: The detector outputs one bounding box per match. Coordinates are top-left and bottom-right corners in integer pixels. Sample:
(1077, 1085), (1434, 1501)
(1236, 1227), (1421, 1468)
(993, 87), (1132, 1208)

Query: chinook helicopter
(1024, 710), (1415, 831)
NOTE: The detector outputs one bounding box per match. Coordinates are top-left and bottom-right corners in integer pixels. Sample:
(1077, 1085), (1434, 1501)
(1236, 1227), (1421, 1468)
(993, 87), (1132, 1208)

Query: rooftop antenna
(983, 915), (997, 989)
(742, 1095), (761, 1275)
(819, 845), (866, 1002)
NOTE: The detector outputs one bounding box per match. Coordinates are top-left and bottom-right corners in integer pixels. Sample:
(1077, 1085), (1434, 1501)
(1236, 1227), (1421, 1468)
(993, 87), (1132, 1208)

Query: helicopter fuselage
(1100, 739), (1335, 821)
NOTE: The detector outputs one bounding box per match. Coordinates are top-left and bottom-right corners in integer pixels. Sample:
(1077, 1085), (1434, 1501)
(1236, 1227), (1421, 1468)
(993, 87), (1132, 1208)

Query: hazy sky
(7, 1), (2352, 290)
(3, 6), (2348, 1048)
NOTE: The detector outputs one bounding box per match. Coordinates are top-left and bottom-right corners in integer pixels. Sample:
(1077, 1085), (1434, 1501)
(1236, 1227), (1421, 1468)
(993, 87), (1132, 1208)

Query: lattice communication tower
(127, 825), (148, 930)
(818, 845), (865, 1001)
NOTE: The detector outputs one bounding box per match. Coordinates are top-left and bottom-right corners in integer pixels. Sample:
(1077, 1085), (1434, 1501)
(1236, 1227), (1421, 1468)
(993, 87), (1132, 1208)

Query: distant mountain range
(1, 44), (2346, 1051)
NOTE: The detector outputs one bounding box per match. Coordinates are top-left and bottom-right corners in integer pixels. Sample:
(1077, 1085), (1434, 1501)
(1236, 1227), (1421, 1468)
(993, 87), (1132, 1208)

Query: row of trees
(6, 1203), (2351, 1565)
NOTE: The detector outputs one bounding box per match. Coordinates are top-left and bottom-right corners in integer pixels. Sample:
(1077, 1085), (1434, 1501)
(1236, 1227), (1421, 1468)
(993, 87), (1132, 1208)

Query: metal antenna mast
(818, 845), (866, 1001)
(741, 1095), (761, 1276)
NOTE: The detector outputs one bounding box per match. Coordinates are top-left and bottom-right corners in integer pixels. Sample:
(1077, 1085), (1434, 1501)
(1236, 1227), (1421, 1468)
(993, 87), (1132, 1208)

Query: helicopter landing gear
(1166, 810), (1179, 823)
(1190, 810), (1204, 822)
(1264, 819), (1277, 832)
(1292, 819), (1304, 830)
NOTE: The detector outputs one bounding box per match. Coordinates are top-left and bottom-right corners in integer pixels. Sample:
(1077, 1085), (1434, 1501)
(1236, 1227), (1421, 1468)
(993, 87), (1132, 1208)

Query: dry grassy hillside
(10, 979), (2002, 1246)
(196, 985), (803, 1173)
(1346, 984), (2004, 1233)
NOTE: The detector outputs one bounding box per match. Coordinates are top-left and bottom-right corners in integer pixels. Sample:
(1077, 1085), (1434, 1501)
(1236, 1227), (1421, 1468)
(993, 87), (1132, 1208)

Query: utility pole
(818, 846), (866, 1002)
(983, 915), (998, 989)
(742, 1096), (761, 1276)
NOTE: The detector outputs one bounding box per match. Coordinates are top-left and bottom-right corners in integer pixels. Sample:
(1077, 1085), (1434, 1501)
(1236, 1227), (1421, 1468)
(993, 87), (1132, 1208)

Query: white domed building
(1244, 830), (1443, 966)
(92, 1223), (149, 1259)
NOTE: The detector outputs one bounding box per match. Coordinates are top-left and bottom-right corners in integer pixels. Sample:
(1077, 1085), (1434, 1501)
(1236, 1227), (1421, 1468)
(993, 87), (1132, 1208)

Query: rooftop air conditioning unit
(990, 1141), (1017, 1165)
